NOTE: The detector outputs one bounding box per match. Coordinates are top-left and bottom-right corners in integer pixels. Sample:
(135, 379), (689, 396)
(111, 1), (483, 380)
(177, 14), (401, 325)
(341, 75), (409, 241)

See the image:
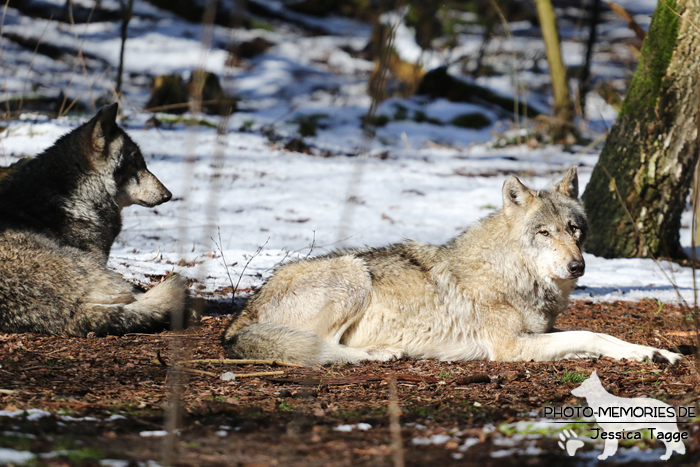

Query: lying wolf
(223, 168), (681, 365)
(0, 103), (188, 336)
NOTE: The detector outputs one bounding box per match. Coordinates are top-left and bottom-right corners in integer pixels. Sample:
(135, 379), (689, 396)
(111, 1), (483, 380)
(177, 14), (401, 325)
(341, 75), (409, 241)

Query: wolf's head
(501, 167), (588, 281)
(80, 103), (172, 210)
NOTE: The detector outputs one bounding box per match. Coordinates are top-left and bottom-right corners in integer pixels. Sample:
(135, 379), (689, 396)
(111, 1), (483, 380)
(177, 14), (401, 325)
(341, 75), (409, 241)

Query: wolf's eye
(538, 230), (550, 237)
(570, 224), (580, 233)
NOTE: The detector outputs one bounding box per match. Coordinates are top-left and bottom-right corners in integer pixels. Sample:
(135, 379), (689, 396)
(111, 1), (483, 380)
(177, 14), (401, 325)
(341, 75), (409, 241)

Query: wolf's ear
(90, 103), (120, 153)
(589, 370), (598, 380)
(554, 167), (579, 199)
(502, 176), (534, 214)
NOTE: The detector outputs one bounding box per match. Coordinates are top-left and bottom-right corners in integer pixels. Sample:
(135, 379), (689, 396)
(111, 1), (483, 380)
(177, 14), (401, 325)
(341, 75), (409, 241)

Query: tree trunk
(534, 0), (573, 135)
(581, 0), (700, 259)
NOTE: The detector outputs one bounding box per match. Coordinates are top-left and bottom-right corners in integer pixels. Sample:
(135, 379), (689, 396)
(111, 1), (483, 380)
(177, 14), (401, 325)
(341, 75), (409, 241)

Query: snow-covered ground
(2, 112), (696, 306)
(2, 0), (696, 307)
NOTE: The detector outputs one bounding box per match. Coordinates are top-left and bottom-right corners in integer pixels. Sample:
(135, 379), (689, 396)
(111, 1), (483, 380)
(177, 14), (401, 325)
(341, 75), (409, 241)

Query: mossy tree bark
(581, 0), (700, 259)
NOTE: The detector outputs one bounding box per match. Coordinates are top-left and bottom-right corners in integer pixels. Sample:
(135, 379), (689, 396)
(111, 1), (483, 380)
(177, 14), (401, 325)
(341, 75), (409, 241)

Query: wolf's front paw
(651, 349), (682, 364)
(614, 344), (681, 364)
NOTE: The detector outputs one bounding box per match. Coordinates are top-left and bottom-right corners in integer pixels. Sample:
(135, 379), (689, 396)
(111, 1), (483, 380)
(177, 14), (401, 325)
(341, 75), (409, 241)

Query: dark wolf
(222, 168), (681, 365)
(0, 103), (188, 336)
(0, 103), (171, 263)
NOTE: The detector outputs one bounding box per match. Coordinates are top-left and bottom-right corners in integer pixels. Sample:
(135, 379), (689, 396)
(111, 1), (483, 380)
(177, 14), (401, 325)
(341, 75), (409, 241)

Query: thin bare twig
(58, 2), (96, 116)
(212, 227), (236, 307)
(233, 238), (269, 298)
(61, 68), (109, 116)
(175, 367), (217, 377)
(64, 0), (96, 112)
(658, 0), (700, 35)
(306, 230), (316, 258)
(228, 371), (285, 379)
(0, 0), (11, 116)
(181, 358), (305, 368)
(487, 0), (527, 142)
(19, 15), (53, 112)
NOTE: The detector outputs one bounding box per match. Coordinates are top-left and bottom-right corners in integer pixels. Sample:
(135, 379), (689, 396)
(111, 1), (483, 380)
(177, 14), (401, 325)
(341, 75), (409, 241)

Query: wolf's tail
(69, 275), (189, 336)
(222, 322), (383, 366)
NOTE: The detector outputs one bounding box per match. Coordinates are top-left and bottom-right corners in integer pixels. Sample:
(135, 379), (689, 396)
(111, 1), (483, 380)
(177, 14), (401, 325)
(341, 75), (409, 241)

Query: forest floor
(2, 1), (698, 465)
(1, 299), (699, 466)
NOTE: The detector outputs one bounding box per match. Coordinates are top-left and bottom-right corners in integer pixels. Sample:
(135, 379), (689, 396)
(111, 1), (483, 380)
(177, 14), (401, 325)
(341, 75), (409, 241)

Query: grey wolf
(222, 168), (681, 366)
(0, 103), (171, 264)
(572, 371), (685, 460)
(0, 103), (188, 336)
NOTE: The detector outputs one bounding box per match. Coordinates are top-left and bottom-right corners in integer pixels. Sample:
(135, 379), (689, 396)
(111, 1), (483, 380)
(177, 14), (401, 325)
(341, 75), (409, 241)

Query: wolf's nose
(568, 260), (585, 277)
(161, 189), (172, 203)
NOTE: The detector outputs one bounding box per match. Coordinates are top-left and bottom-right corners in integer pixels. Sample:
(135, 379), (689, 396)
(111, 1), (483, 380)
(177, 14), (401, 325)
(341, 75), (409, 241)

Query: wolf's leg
(66, 275), (187, 336)
(598, 438), (618, 460)
(491, 331), (681, 363)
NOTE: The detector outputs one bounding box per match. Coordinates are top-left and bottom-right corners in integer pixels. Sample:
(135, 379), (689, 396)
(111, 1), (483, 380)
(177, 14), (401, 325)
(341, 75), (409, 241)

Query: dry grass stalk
(487, 0), (527, 144)
(19, 15), (52, 113)
(58, 2), (97, 116)
(388, 376), (404, 467)
(0, 0), (11, 117)
(163, 0), (221, 463)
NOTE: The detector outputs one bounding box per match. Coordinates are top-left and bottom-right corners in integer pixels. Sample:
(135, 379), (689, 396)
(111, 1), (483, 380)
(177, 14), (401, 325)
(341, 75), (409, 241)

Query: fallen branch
(153, 358), (285, 379)
(235, 371), (284, 378)
(175, 367), (217, 377)
(182, 358), (305, 368)
(667, 331), (698, 337)
(0, 389), (17, 395)
(267, 373), (438, 387)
